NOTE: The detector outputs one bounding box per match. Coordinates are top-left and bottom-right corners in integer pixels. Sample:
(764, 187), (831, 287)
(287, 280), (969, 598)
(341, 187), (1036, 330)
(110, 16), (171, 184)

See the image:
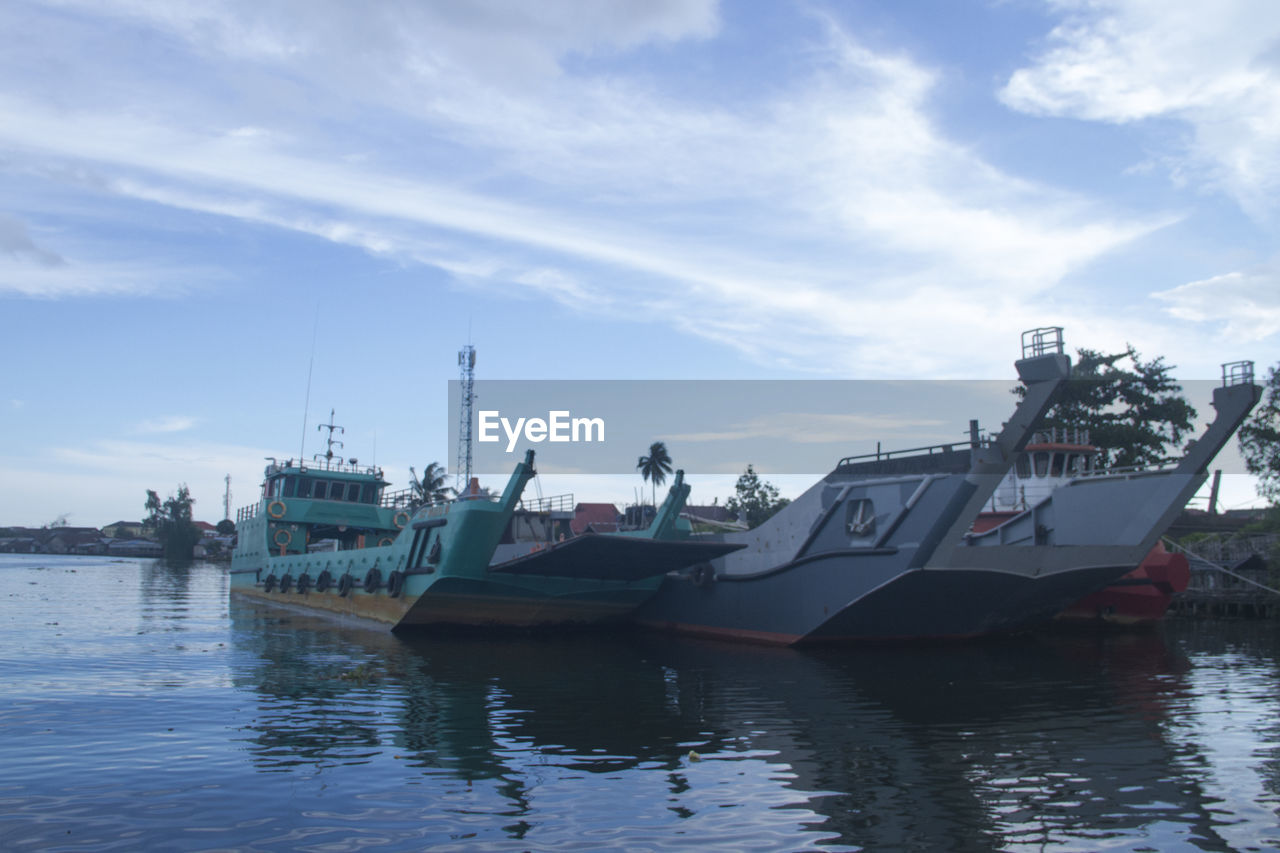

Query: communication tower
(223, 474), (232, 522)
(456, 345), (476, 494)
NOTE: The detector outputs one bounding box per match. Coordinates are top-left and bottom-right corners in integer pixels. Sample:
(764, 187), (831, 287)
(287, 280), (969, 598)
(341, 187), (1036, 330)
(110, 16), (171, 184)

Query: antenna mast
(316, 408), (345, 468)
(223, 474), (232, 521)
(456, 344), (476, 494)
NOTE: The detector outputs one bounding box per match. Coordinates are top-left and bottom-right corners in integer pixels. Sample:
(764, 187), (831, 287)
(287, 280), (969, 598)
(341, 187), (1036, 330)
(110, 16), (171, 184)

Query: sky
(2, 0), (1278, 527)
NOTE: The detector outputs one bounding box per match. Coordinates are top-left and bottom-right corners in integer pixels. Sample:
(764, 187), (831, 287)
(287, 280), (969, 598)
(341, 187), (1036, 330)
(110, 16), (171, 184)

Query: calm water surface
(2, 555), (1279, 851)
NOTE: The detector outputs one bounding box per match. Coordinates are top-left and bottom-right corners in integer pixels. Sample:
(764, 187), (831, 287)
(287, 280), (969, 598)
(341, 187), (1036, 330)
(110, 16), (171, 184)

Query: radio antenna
(299, 305), (320, 460)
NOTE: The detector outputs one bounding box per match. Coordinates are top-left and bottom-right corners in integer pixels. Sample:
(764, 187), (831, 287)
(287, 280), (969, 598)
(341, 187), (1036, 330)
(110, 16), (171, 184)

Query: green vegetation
(1239, 362), (1280, 502)
(410, 461), (452, 506)
(637, 441), (673, 507)
(1019, 345), (1196, 468)
(726, 465), (791, 529)
(144, 485), (201, 563)
(216, 519), (236, 535)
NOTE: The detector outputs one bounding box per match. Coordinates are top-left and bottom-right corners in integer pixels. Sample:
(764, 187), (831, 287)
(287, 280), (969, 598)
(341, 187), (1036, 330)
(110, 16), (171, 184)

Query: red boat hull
(1055, 543), (1190, 625)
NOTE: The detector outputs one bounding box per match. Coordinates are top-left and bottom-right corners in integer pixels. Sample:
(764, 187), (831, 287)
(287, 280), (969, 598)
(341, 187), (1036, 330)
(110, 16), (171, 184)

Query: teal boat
(230, 447), (739, 630)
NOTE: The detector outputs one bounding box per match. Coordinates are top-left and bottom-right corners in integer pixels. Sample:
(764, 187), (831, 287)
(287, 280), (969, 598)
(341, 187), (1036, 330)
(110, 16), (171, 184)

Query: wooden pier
(1167, 535), (1279, 619)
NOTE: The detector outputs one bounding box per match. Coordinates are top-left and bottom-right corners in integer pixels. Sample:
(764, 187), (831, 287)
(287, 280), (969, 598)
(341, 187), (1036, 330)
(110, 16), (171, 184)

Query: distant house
(109, 539), (163, 557)
(103, 520), (146, 539)
(683, 505), (737, 524)
(41, 527), (107, 555)
(193, 521), (219, 539)
(0, 536), (38, 553)
(571, 503), (622, 535)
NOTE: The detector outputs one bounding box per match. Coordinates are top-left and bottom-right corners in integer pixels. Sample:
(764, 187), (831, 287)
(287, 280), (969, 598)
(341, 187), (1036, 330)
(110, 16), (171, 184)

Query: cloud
(1000, 0), (1280, 216)
(0, 2), (1167, 376)
(136, 415), (199, 434)
(1153, 263), (1280, 342)
(0, 213), (66, 267)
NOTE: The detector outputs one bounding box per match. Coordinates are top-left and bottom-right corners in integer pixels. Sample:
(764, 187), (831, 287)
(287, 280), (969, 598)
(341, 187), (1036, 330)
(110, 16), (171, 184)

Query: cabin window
(1050, 453), (1065, 477)
(1033, 452), (1049, 477)
(846, 499), (876, 538)
(283, 477), (296, 498)
(1065, 454), (1082, 475)
(1015, 455), (1031, 479)
(347, 483), (362, 502)
(312, 480), (328, 499)
(295, 478), (312, 498)
(362, 484), (377, 504)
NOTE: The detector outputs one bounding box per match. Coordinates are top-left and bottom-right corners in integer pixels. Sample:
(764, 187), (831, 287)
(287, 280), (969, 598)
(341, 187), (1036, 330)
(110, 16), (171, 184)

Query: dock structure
(1168, 534), (1280, 619)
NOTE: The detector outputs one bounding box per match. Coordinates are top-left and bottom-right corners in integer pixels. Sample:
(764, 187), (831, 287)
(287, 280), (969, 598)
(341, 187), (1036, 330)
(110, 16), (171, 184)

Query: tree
(215, 519), (236, 535)
(1017, 346), (1197, 468)
(145, 484), (201, 562)
(409, 462), (453, 506)
(1239, 362), (1280, 501)
(726, 465), (791, 529)
(637, 441), (673, 507)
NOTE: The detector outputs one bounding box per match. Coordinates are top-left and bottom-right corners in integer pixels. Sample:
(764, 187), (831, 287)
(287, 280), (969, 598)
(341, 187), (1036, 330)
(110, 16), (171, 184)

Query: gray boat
(633, 328), (1261, 644)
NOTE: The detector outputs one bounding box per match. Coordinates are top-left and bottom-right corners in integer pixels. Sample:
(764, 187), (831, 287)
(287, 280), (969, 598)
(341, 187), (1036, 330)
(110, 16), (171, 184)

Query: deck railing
(518, 493), (575, 514)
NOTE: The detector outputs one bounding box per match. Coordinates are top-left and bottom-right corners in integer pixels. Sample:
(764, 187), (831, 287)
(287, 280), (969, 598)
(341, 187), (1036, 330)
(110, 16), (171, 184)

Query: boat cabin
(990, 428), (1099, 512)
(263, 458), (388, 506)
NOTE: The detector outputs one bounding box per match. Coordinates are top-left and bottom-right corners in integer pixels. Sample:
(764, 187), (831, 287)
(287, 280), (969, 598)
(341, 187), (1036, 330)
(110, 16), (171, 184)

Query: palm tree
(410, 462), (452, 507)
(637, 441), (673, 507)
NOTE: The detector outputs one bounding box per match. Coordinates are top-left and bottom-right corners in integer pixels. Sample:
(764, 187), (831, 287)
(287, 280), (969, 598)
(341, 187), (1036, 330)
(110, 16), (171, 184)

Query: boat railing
(381, 488), (419, 509)
(1027, 427), (1093, 447)
(1021, 326), (1064, 359)
(264, 457), (385, 479)
(837, 438), (993, 469)
(517, 493), (575, 514)
(235, 501), (262, 523)
(1074, 458), (1181, 479)
(1222, 360), (1255, 387)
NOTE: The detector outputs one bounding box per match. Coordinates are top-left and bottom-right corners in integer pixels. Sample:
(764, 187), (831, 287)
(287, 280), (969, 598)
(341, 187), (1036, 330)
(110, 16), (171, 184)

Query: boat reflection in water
(231, 597), (1280, 851)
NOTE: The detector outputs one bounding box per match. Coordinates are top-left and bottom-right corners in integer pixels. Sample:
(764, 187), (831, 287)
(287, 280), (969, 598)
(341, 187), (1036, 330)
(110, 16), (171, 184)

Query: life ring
(691, 563), (715, 588)
(386, 570), (404, 598)
(338, 573), (354, 597)
(316, 570), (332, 592)
(267, 500), (287, 519)
(364, 567), (382, 591)
(273, 528), (292, 547)
(296, 573), (312, 593)
(279, 573), (294, 592)
(378, 537), (394, 547)
(262, 574), (277, 592)
(393, 511), (410, 529)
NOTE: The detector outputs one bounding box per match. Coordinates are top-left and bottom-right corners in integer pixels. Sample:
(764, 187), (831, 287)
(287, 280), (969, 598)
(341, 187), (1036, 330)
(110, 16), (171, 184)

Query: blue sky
(2, 0), (1278, 527)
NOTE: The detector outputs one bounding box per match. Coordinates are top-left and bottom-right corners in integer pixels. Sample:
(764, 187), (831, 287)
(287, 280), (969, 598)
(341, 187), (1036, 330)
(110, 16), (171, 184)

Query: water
(2, 556), (1278, 852)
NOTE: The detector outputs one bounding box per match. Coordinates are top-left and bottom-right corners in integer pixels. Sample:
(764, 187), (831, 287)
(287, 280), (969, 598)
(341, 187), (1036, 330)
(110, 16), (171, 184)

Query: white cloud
(0, 2), (1171, 377)
(136, 415), (199, 434)
(1153, 263), (1280, 342)
(1001, 0), (1280, 215)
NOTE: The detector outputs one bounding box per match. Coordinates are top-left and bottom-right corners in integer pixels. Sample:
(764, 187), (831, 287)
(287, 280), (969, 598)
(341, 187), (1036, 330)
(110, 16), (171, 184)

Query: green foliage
(725, 465), (791, 529)
(145, 484), (201, 562)
(1020, 345), (1197, 468)
(410, 462), (453, 506)
(215, 519), (236, 535)
(1239, 363), (1280, 502)
(637, 441), (673, 506)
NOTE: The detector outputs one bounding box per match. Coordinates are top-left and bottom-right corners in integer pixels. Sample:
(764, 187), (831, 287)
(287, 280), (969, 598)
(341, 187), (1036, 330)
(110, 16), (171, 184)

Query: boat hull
(634, 553), (1131, 645)
(1055, 545), (1191, 626)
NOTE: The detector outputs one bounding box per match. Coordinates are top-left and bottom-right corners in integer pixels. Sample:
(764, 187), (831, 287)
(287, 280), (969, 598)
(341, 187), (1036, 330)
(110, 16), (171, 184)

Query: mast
(316, 409), (345, 467)
(456, 345), (476, 494)
(223, 474), (232, 522)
